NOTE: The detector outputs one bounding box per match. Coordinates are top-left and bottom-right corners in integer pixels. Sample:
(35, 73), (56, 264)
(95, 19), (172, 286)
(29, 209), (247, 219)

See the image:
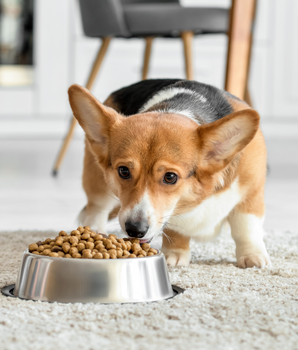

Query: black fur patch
(109, 79), (181, 116)
(109, 79), (233, 124)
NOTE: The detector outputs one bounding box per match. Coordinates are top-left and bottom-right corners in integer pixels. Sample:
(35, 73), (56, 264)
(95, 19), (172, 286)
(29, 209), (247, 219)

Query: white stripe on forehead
(139, 87), (206, 124)
(154, 108), (199, 124)
(139, 87), (207, 113)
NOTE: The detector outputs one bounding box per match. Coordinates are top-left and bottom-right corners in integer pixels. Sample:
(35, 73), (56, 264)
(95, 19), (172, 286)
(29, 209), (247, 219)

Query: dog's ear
(68, 84), (123, 147)
(197, 109), (260, 174)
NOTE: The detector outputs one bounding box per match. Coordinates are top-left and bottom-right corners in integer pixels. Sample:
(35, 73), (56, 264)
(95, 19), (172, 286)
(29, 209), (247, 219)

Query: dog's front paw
(162, 248), (191, 267)
(237, 254), (271, 269)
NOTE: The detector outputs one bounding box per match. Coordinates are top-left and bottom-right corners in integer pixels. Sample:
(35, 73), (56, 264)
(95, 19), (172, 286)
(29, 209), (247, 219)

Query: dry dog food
(28, 226), (158, 259)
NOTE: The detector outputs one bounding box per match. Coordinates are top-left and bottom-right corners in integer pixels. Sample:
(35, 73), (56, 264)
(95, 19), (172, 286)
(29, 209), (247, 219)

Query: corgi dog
(68, 79), (271, 269)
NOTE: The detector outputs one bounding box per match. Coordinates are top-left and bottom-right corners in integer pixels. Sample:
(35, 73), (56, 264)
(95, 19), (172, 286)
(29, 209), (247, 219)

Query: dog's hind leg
(229, 129), (271, 269)
(228, 183), (271, 269)
(229, 208), (271, 269)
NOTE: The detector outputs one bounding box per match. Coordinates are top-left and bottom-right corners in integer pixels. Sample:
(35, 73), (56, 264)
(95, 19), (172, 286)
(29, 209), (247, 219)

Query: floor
(2, 227), (298, 350)
(0, 138), (297, 232)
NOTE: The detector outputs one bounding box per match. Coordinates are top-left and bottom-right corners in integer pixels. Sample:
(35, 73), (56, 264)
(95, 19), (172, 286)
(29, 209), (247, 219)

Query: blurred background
(0, 0), (297, 232)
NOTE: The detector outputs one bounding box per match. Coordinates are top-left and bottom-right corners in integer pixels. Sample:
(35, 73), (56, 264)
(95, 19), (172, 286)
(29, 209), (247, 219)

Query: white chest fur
(167, 179), (242, 241)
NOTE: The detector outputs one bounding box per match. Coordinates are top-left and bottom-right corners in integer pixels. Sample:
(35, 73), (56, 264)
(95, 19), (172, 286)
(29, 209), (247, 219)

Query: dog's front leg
(162, 229), (191, 267)
(228, 206), (271, 268)
(78, 195), (119, 234)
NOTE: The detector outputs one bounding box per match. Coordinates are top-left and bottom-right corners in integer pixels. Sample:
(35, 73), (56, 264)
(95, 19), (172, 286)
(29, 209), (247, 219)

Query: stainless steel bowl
(11, 250), (175, 303)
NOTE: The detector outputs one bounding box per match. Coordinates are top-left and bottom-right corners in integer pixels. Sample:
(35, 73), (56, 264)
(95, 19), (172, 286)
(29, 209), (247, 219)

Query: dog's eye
(163, 172), (178, 185)
(118, 166), (131, 179)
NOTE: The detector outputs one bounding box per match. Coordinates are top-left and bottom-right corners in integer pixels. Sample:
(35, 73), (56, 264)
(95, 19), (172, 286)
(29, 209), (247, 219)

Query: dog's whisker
(157, 218), (185, 231)
(102, 184), (121, 203)
(162, 231), (173, 244)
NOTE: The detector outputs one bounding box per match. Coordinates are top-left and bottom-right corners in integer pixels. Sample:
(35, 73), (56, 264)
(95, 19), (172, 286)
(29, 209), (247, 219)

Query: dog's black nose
(125, 221), (149, 238)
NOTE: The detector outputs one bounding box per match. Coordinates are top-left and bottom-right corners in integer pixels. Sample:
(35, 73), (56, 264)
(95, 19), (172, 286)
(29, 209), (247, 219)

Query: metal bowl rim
(24, 249), (162, 262)
(1, 283), (185, 303)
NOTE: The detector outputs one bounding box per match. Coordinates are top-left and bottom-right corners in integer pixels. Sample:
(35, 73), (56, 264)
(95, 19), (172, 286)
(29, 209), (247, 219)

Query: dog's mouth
(98, 233), (152, 244)
(139, 238), (152, 244)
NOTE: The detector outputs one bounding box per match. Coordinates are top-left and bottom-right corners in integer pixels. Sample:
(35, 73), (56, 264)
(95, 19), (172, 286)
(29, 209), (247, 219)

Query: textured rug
(1, 229), (298, 350)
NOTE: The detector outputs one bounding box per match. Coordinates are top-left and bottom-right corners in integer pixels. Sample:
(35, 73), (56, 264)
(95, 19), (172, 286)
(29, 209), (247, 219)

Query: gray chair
(53, 0), (257, 175)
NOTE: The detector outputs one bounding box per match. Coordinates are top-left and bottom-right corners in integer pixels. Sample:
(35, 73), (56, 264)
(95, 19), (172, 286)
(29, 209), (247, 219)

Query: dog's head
(68, 85), (259, 241)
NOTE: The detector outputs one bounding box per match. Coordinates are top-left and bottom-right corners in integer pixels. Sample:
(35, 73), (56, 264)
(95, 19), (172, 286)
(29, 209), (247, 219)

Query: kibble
(69, 247), (78, 255)
(71, 230), (80, 236)
(82, 251), (92, 259)
(38, 245), (45, 253)
(94, 234), (102, 241)
(51, 246), (62, 252)
(43, 249), (51, 256)
(142, 243), (150, 252)
(85, 242), (94, 250)
(81, 233), (90, 240)
(102, 253), (110, 259)
(95, 242), (104, 250)
(131, 243), (141, 252)
(77, 243), (85, 252)
(28, 227), (158, 259)
(69, 236), (78, 245)
(62, 242), (71, 253)
(49, 252), (58, 257)
(116, 249), (123, 258)
(29, 243), (38, 252)
(55, 239), (63, 247)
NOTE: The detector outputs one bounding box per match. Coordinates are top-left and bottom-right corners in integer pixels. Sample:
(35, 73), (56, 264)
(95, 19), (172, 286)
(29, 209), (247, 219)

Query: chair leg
(52, 117), (77, 177)
(243, 1), (257, 108)
(85, 37), (111, 90)
(181, 31), (194, 80)
(142, 37), (154, 80)
(244, 85), (253, 107)
(52, 37), (111, 176)
(225, 0), (257, 100)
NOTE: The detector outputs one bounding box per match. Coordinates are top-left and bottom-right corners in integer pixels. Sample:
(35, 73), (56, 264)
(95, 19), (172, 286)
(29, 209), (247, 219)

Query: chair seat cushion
(122, 4), (229, 37)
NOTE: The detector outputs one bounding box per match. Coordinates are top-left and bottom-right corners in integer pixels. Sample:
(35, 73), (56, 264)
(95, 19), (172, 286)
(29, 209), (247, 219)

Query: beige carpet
(1, 229), (298, 350)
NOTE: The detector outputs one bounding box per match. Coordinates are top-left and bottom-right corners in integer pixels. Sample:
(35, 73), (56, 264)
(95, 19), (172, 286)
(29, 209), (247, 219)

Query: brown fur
(162, 229), (190, 250)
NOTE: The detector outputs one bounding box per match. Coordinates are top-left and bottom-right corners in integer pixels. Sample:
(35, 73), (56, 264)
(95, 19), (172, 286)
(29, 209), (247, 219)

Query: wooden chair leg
(142, 37), (154, 80)
(85, 37), (111, 90)
(244, 85), (253, 107)
(224, 0), (257, 100)
(181, 31), (194, 80)
(52, 117), (77, 177)
(52, 37), (111, 176)
(243, 1), (257, 108)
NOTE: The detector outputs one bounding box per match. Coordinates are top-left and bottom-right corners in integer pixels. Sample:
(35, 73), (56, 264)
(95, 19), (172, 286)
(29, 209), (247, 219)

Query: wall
(0, 0), (298, 139)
